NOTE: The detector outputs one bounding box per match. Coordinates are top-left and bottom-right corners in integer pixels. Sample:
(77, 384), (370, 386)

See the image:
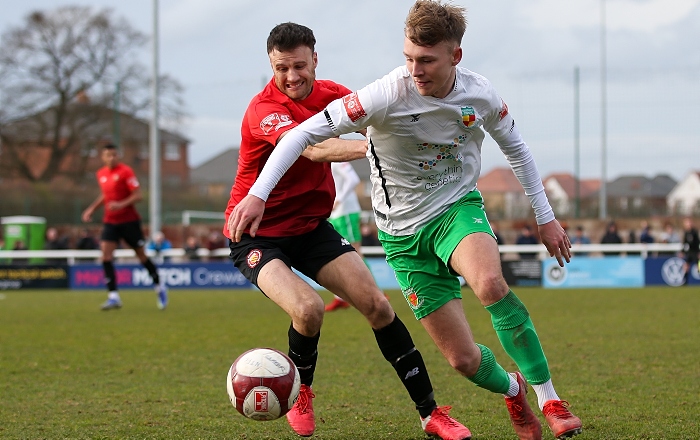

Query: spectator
(600, 221), (623, 256)
(659, 223), (681, 256)
(360, 222), (381, 247)
(570, 225), (591, 256)
(681, 217), (699, 285)
(11, 240), (27, 265)
(147, 231), (173, 263)
(491, 222), (505, 245)
(639, 221), (654, 244)
(45, 227), (68, 250)
(184, 236), (201, 261)
(515, 224), (539, 259)
(75, 228), (99, 250)
(206, 231), (227, 261)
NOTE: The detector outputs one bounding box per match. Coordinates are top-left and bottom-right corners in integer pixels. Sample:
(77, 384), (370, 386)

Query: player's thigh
(117, 221), (147, 249)
(316, 251), (390, 320)
(100, 239), (118, 260)
(449, 232), (508, 304)
(258, 259), (324, 335)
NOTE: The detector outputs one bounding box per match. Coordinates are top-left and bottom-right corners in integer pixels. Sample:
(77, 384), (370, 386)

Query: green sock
(486, 290), (551, 385)
(466, 344), (511, 394)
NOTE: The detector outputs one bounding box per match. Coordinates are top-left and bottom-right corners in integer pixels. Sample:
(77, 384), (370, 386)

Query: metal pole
(599, 0), (608, 220)
(574, 66), (580, 218)
(113, 82), (121, 147)
(149, 0), (161, 235)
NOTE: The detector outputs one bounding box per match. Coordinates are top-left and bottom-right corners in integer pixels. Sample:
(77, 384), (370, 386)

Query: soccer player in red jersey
(223, 23), (470, 440)
(82, 144), (168, 311)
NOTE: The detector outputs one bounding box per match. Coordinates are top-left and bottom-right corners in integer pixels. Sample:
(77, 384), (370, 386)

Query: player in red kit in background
(82, 144), (168, 311)
(223, 22), (470, 440)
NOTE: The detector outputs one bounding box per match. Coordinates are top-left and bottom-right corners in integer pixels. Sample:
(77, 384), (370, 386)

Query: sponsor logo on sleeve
(260, 113), (293, 135)
(499, 99), (509, 120)
(342, 93), (366, 122)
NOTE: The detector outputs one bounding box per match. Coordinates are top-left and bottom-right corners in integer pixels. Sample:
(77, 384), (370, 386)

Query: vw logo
(661, 257), (686, 287)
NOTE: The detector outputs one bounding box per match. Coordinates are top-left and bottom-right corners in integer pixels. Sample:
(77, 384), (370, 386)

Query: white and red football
(226, 347), (301, 421)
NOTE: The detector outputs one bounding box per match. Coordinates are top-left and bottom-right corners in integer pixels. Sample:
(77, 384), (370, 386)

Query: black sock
(102, 261), (117, 291)
(373, 314), (436, 418)
(143, 258), (160, 285)
(288, 324), (320, 387)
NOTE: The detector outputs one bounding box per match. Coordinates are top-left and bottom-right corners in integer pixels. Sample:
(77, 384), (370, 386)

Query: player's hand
(81, 209), (92, 223)
(228, 195), (266, 242)
(106, 201), (122, 211)
(538, 220), (571, 267)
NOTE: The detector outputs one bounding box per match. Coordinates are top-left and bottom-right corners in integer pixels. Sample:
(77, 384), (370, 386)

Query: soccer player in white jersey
(230, 2), (583, 439)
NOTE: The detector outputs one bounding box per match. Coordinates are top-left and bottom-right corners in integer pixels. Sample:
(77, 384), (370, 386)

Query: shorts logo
(461, 106), (476, 127)
(499, 99), (509, 120)
(340, 238), (350, 246)
(342, 93), (366, 122)
(402, 287), (423, 310)
(254, 390), (269, 412)
(260, 113), (293, 135)
(247, 249), (263, 268)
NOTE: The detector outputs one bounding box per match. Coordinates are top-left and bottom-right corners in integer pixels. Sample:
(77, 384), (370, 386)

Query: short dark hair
(267, 22), (316, 54)
(103, 144), (117, 151)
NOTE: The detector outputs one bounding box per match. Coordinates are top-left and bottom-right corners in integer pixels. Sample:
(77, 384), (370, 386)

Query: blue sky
(2, 0), (699, 181)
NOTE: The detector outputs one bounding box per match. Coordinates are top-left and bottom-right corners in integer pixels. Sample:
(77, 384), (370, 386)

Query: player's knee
(446, 346), (481, 377)
(291, 295), (325, 329)
(472, 272), (508, 300)
(358, 291), (393, 328)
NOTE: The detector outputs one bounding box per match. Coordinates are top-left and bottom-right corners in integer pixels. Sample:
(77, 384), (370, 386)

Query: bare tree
(0, 6), (186, 183)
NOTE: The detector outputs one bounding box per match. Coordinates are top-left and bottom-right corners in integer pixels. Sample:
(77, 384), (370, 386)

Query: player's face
(101, 148), (118, 168)
(403, 38), (461, 99)
(269, 45), (317, 101)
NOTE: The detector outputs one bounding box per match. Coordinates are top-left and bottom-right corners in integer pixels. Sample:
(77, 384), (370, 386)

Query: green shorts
(329, 212), (362, 243)
(378, 190), (495, 319)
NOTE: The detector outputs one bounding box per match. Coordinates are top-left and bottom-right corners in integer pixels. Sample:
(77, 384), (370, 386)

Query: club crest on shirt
(260, 113), (293, 135)
(342, 93), (366, 122)
(402, 287), (423, 310)
(246, 249), (263, 268)
(461, 106), (476, 127)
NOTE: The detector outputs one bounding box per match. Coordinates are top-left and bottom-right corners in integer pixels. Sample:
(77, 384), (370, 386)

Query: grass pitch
(0, 287), (699, 439)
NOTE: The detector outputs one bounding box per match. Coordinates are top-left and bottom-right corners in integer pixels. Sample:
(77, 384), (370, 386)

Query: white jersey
(330, 162), (362, 218)
(250, 65), (554, 236)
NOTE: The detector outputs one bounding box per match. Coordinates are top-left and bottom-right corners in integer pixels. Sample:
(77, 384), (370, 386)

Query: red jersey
(224, 78), (353, 238)
(96, 163), (141, 224)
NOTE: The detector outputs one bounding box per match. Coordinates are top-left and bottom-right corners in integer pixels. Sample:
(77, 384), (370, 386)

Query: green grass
(0, 287), (699, 439)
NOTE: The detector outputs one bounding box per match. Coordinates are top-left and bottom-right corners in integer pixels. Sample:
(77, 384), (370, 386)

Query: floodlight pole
(574, 66), (580, 218)
(599, 0), (608, 220)
(149, 0), (162, 236)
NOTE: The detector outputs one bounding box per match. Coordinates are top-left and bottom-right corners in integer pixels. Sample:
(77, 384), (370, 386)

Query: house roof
(477, 167), (523, 193)
(606, 174), (677, 197)
(190, 147), (239, 184)
(544, 173), (600, 198)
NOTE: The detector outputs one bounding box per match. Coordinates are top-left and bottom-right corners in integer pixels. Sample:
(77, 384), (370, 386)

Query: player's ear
(452, 46), (462, 66)
(312, 51), (318, 69)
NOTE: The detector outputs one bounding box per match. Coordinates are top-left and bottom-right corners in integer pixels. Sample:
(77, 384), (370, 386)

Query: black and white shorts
(228, 220), (355, 288)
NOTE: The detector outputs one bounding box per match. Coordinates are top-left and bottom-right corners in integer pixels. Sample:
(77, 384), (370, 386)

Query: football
(226, 347), (301, 421)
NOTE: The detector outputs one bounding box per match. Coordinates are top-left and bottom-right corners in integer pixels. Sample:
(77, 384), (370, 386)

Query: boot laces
(544, 400), (572, 419)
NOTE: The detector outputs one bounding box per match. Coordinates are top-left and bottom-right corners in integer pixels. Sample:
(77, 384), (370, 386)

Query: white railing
(0, 243), (683, 265)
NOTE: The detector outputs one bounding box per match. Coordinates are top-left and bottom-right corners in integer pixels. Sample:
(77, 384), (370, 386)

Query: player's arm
(81, 194), (105, 222)
(106, 188), (143, 211)
(295, 128), (368, 162)
(485, 94), (570, 267)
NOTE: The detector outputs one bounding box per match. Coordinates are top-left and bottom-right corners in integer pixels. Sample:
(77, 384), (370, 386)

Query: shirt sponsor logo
(342, 93), (366, 122)
(461, 106), (476, 127)
(247, 249), (263, 268)
(499, 99), (509, 120)
(260, 113), (293, 135)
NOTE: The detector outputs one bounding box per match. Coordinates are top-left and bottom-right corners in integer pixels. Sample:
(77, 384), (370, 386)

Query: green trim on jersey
(329, 212), (362, 243)
(378, 190), (495, 319)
